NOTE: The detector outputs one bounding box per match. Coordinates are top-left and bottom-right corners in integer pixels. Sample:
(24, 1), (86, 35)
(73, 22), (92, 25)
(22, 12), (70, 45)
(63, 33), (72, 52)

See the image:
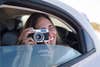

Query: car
(0, 0), (100, 67)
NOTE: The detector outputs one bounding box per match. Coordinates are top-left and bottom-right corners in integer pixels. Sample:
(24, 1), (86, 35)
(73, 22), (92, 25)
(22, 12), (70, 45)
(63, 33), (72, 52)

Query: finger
(19, 28), (35, 40)
(23, 31), (34, 39)
(22, 38), (36, 45)
(22, 27), (35, 33)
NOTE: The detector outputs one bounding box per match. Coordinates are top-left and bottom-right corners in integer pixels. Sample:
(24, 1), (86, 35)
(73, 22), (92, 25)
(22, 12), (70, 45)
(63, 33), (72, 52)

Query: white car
(0, 0), (100, 67)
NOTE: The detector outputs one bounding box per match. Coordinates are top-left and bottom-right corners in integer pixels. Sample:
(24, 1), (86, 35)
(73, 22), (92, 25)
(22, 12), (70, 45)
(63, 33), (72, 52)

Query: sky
(59, 0), (100, 24)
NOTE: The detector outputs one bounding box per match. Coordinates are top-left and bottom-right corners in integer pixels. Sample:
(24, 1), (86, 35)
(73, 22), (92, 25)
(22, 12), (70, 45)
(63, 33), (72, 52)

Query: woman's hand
(18, 27), (36, 45)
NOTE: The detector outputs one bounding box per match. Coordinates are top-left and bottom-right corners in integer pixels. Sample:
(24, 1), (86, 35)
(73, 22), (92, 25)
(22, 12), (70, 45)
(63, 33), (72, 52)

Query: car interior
(0, 7), (82, 54)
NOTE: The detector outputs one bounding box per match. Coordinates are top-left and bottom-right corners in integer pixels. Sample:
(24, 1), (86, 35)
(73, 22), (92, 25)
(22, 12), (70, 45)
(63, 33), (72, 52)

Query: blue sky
(60, 0), (100, 24)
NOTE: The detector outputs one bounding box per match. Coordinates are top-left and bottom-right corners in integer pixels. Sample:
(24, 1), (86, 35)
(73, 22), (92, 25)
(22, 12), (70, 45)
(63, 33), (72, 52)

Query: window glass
(83, 30), (95, 51)
(0, 45), (81, 67)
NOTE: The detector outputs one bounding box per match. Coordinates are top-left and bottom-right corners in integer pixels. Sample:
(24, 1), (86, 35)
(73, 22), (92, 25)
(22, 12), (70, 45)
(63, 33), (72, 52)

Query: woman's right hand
(18, 27), (36, 45)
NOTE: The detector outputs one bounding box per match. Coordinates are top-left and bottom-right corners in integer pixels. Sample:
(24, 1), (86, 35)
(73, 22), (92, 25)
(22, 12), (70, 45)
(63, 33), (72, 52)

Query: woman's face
(35, 17), (57, 45)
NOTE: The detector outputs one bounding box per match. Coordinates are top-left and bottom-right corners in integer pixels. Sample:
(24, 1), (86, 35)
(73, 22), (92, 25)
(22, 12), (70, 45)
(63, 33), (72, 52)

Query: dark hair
(24, 12), (53, 29)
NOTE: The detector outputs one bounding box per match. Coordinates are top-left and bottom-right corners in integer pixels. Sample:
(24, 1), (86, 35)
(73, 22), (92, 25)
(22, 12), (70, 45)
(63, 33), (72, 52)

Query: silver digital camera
(28, 29), (49, 43)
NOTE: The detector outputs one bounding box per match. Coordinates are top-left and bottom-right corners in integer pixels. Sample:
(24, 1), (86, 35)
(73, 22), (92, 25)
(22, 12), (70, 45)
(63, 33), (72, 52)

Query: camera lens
(34, 32), (44, 42)
(36, 34), (41, 39)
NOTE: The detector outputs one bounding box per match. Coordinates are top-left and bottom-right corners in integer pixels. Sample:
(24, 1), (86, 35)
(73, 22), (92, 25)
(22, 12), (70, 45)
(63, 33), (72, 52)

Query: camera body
(28, 29), (49, 43)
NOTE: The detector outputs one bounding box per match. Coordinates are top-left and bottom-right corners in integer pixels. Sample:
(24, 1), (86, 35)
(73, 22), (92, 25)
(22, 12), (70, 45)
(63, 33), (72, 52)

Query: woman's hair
(24, 12), (53, 29)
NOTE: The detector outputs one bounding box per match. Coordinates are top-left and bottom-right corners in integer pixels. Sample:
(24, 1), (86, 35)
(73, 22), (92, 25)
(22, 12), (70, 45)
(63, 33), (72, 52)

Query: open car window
(0, 5), (83, 67)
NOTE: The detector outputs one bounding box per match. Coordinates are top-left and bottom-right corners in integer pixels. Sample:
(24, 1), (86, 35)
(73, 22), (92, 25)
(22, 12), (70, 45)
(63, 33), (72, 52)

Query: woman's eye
(49, 25), (56, 31)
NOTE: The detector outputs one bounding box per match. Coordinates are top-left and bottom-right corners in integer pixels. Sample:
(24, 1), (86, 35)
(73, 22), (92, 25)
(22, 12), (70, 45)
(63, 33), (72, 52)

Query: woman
(18, 13), (60, 45)
(17, 13), (81, 66)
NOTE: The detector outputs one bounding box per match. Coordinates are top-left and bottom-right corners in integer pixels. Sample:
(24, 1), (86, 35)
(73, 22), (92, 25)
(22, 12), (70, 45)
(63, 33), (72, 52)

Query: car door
(0, 0), (96, 67)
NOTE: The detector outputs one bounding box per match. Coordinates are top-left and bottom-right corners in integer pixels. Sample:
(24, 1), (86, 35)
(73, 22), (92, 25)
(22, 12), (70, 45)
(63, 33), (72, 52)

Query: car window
(0, 6), (81, 67)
